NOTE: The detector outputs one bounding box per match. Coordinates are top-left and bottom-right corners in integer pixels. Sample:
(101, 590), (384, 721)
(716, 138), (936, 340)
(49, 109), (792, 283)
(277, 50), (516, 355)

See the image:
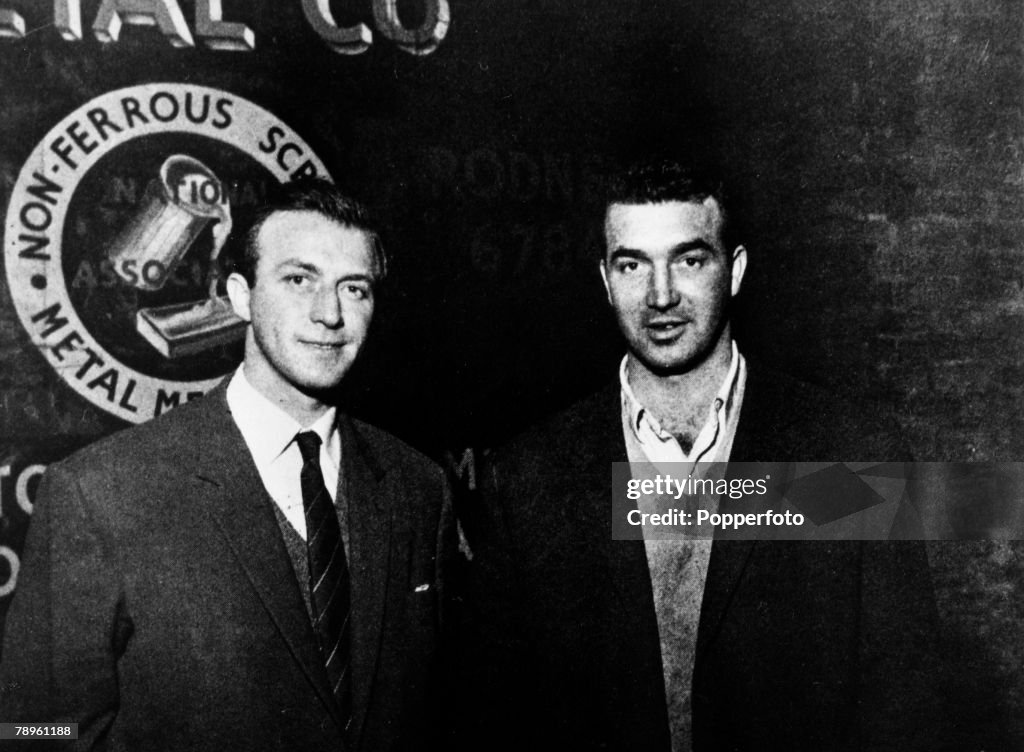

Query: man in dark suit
(0, 179), (454, 751)
(459, 160), (942, 751)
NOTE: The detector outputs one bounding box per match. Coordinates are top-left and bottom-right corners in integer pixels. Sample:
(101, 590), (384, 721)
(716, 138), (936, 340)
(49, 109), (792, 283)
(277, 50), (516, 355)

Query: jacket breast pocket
(392, 531), (439, 628)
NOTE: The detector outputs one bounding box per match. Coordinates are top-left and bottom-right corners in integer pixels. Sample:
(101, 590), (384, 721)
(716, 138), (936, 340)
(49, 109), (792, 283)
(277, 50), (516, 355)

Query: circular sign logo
(5, 83), (330, 423)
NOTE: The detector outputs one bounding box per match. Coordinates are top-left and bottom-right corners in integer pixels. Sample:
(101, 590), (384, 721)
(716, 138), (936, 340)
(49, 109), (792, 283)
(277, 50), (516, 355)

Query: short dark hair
(603, 159), (742, 251)
(222, 177), (387, 286)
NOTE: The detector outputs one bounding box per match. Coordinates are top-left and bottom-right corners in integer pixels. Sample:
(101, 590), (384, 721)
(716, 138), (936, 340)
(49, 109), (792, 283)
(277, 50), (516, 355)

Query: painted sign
(4, 83), (330, 423)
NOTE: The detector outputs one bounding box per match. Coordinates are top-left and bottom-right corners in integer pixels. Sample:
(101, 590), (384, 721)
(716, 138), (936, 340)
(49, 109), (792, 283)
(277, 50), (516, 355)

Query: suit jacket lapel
(568, 385), (669, 743)
(728, 361), (803, 463)
(191, 384), (344, 729)
(584, 385), (652, 617)
(697, 363), (798, 664)
(338, 415), (392, 750)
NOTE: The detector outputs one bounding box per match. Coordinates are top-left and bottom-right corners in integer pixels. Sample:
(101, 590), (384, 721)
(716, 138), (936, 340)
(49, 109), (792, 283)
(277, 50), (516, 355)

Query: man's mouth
(644, 319), (688, 338)
(300, 340), (346, 350)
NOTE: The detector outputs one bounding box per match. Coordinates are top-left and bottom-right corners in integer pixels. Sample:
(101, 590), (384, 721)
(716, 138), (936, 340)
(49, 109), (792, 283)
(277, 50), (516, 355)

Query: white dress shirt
(225, 367), (341, 541)
(620, 340), (747, 471)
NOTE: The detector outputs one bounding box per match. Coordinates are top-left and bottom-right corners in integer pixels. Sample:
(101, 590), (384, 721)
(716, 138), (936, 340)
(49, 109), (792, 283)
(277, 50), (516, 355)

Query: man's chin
(293, 370), (353, 401)
(638, 357), (700, 378)
(629, 345), (705, 378)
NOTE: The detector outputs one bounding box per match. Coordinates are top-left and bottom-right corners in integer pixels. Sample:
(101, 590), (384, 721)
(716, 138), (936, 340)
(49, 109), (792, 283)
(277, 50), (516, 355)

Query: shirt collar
(620, 340), (742, 442)
(226, 367), (338, 466)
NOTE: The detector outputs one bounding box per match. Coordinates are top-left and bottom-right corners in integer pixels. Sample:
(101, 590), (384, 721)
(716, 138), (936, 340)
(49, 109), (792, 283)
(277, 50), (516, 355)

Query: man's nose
(646, 265), (681, 310)
(311, 287), (344, 327)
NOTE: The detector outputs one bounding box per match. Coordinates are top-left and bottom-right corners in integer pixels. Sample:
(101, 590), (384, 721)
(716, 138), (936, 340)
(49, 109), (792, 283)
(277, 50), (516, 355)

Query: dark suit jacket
(459, 365), (943, 751)
(0, 384), (455, 751)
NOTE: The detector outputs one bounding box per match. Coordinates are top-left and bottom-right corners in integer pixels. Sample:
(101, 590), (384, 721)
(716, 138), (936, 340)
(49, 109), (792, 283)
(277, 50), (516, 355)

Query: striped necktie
(295, 431), (352, 732)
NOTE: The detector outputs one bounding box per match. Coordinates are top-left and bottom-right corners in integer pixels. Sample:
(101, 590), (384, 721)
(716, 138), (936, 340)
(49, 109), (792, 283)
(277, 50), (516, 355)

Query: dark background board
(0, 0), (1021, 747)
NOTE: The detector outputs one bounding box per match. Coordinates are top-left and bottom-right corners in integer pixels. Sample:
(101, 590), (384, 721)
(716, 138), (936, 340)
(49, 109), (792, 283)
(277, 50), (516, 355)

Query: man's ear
(730, 245), (748, 297)
(599, 260), (612, 304)
(226, 272), (253, 322)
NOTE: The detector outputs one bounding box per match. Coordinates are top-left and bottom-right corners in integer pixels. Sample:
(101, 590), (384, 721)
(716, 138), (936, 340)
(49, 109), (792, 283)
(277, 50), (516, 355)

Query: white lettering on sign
(0, 7), (23, 38)
(93, 0), (195, 47)
(373, 0), (449, 56)
(15, 465), (45, 515)
(0, 463), (45, 518)
(55, 0), (82, 41)
(301, 0), (372, 55)
(0, 0), (448, 54)
(0, 546), (19, 597)
(196, 0), (254, 52)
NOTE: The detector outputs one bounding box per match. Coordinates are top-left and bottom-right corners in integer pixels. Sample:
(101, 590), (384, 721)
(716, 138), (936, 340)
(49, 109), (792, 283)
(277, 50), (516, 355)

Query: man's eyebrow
(275, 259), (320, 273)
(337, 273), (375, 284)
(608, 239), (717, 262)
(273, 259), (376, 284)
(667, 239), (716, 255)
(608, 248), (648, 262)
